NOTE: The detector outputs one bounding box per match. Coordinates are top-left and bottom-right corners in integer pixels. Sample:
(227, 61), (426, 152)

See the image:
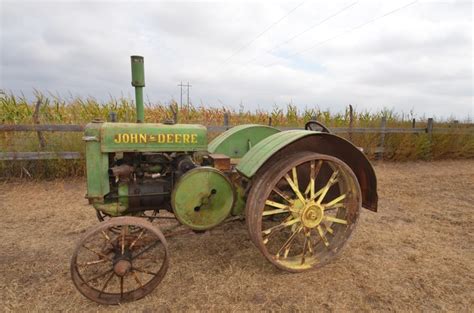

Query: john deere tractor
(71, 56), (378, 304)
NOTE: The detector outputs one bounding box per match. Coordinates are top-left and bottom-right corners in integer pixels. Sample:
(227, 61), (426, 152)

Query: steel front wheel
(71, 217), (169, 304)
(246, 152), (361, 272)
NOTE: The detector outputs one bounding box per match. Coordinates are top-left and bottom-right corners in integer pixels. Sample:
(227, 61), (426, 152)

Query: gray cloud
(1, 0), (472, 119)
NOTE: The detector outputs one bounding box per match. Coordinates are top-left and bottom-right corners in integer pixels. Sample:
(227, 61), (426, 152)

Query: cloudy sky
(1, 0), (472, 119)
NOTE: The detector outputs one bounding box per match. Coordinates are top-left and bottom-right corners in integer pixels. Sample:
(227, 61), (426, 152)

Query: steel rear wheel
(246, 152), (361, 272)
(71, 217), (169, 304)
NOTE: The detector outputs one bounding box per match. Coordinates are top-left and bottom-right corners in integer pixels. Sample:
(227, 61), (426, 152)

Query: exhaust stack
(130, 55), (145, 123)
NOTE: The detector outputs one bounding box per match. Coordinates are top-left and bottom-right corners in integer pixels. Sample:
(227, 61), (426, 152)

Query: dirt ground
(1, 160), (473, 312)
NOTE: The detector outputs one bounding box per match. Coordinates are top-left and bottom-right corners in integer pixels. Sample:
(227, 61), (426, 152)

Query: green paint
(100, 122), (207, 152)
(93, 201), (127, 216)
(131, 55), (145, 122)
(231, 184), (246, 215)
(236, 130), (315, 178)
(84, 122), (109, 199)
(118, 183), (129, 208)
(171, 167), (234, 230)
(208, 124), (280, 158)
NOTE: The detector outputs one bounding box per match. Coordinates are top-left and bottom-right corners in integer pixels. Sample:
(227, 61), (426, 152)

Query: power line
(264, 0), (419, 68)
(241, 1), (359, 68)
(219, 0), (307, 66)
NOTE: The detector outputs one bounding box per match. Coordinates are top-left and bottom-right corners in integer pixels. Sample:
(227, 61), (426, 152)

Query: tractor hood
(93, 122), (207, 152)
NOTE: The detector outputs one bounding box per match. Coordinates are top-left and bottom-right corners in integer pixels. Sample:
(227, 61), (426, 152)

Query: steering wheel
(304, 120), (331, 133)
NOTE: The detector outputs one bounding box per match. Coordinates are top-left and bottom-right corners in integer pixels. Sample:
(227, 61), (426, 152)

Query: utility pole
(178, 81), (183, 107)
(178, 81), (192, 107)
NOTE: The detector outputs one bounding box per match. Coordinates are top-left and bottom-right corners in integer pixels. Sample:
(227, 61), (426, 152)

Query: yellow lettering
(139, 133), (147, 143)
(175, 134), (182, 143)
(114, 134), (121, 143)
(130, 133), (138, 143)
(166, 134), (174, 143)
(183, 134), (190, 143)
(158, 134), (165, 143)
(191, 134), (198, 144)
(122, 134), (130, 143)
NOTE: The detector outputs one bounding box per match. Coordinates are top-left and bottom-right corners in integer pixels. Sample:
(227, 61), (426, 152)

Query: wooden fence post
(377, 116), (387, 160)
(171, 104), (178, 123)
(223, 112), (229, 130)
(348, 104), (353, 142)
(427, 118), (433, 141)
(33, 99), (46, 149)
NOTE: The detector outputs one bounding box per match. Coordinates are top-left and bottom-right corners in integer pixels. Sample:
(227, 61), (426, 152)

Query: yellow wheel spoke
(265, 200), (288, 210)
(315, 170), (339, 205)
(317, 225), (330, 246)
(323, 223), (334, 234)
(284, 174), (305, 202)
(324, 216), (348, 225)
(304, 160), (322, 198)
(307, 230), (315, 254)
(263, 208), (290, 216)
(324, 203), (345, 211)
(301, 230), (310, 264)
(324, 194), (346, 209)
(262, 217), (300, 235)
(272, 187), (292, 203)
(276, 225), (302, 259)
(292, 167), (299, 190)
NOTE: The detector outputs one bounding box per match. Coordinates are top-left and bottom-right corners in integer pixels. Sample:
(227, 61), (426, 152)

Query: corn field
(1, 91), (473, 178)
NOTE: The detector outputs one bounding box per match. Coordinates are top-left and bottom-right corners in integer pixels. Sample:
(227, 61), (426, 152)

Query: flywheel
(171, 167), (235, 230)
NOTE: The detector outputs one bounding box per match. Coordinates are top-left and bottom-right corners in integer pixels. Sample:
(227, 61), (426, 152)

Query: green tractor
(71, 56), (378, 304)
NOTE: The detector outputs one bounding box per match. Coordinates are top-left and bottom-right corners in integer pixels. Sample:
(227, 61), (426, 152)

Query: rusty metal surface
(208, 153), (231, 171)
(70, 217), (169, 305)
(245, 152), (361, 272)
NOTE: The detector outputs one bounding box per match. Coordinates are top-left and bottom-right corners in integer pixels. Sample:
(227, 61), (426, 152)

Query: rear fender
(208, 124), (280, 158)
(236, 130), (378, 211)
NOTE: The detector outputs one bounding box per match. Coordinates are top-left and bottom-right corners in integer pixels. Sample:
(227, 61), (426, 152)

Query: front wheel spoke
(316, 225), (330, 246)
(121, 227), (127, 255)
(324, 216), (348, 225)
(120, 276), (124, 299)
(82, 245), (112, 261)
(324, 194), (346, 209)
(132, 271), (143, 288)
(284, 174), (305, 202)
(101, 230), (112, 243)
(133, 267), (158, 276)
(131, 241), (159, 260)
(82, 269), (113, 284)
(77, 259), (108, 267)
(129, 229), (145, 249)
(315, 170), (339, 205)
(265, 200), (289, 210)
(98, 272), (115, 297)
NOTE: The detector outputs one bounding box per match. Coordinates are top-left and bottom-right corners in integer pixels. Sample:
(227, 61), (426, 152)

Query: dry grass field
(1, 160), (473, 312)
